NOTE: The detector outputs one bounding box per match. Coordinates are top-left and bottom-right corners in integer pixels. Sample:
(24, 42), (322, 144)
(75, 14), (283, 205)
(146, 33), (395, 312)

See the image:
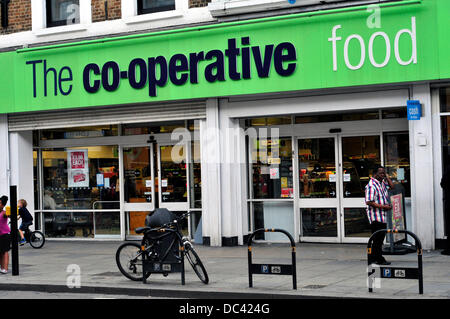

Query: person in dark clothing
(440, 168), (450, 255)
(18, 199), (33, 245)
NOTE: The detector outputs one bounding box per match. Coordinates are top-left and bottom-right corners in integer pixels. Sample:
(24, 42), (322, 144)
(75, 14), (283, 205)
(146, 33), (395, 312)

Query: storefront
(0, 0), (449, 248)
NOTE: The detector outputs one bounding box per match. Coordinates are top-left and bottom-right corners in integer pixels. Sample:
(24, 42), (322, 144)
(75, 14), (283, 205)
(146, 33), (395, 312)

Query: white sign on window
(68, 149), (89, 188)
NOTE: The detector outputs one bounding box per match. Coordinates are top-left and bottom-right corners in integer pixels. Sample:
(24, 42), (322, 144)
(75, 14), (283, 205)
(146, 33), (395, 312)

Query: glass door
(298, 137), (340, 242)
(339, 135), (380, 242)
(157, 143), (189, 212)
(123, 145), (155, 236)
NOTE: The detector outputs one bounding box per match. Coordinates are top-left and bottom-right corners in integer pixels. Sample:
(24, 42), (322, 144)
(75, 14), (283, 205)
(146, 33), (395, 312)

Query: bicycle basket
(145, 208), (178, 228)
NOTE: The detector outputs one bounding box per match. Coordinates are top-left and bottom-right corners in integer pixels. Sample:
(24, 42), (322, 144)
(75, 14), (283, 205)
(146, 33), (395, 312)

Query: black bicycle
(116, 211), (209, 284)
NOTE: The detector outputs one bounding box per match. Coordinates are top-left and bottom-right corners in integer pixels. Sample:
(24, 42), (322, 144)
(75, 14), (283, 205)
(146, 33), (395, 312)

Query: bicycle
(116, 211), (209, 284)
(16, 223), (46, 249)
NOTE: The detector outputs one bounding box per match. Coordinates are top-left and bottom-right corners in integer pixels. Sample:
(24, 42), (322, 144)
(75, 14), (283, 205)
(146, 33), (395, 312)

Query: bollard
(367, 229), (423, 294)
(10, 185), (19, 276)
(248, 228), (297, 290)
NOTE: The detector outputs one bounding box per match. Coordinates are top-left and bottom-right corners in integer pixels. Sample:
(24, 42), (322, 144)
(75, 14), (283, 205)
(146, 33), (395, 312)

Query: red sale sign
(71, 152), (85, 169)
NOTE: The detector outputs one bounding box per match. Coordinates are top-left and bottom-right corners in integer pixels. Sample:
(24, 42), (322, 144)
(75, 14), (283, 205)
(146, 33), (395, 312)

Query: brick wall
(189, 0), (212, 8)
(92, 0), (121, 23)
(0, 0), (32, 35)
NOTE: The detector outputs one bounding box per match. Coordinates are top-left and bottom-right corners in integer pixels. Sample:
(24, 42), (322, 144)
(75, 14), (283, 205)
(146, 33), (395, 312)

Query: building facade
(0, 0), (449, 249)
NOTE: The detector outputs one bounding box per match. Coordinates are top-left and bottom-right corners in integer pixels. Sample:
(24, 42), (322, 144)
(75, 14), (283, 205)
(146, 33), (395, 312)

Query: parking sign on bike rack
(247, 228), (297, 290)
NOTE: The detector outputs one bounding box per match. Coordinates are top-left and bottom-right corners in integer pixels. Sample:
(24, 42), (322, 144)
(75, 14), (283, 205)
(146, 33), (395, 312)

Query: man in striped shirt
(365, 166), (394, 265)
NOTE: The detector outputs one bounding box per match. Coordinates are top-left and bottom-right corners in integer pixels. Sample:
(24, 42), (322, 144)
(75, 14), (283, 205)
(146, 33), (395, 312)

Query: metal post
(10, 185), (19, 276)
(248, 245), (253, 288)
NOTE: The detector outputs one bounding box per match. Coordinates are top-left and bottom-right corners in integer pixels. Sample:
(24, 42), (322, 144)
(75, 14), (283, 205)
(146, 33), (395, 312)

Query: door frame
(295, 117), (408, 243)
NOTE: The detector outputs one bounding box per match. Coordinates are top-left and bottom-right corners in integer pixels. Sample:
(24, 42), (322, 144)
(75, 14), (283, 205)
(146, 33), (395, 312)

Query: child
(18, 199), (33, 246)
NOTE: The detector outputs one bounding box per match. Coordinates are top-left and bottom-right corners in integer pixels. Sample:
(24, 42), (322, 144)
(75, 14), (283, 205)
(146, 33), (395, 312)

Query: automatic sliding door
(123, 146), (155, 237)
(340, 136), (380, 241)
(298, 137), (339, 241)
(158, 144), (188, 212)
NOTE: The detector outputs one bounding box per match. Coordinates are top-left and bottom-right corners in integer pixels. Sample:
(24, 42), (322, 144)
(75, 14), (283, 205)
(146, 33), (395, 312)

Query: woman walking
(0, 195), (10, 274)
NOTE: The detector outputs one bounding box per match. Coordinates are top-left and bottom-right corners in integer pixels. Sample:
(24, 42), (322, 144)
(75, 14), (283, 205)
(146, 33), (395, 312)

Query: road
(0, 290), (173, 299)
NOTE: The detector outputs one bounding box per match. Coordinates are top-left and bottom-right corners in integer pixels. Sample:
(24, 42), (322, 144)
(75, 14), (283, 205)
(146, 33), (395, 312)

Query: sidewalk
(0, 241), (449, 299)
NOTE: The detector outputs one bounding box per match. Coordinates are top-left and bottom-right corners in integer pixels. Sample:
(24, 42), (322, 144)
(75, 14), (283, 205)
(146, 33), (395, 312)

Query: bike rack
(247, 228), (297, 290)
(367, 229), (423, 294)
(142, 228), (186, 285)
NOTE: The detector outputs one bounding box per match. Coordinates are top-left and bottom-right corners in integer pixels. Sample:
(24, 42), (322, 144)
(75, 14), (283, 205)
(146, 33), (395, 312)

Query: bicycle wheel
(29, 231), (45, 249)
(116, 242), (150, 281)
(185, 246), (209, 284)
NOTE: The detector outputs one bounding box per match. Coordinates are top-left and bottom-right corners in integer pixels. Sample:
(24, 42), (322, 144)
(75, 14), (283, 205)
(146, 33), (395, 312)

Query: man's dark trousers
(369, 221), (387, 264)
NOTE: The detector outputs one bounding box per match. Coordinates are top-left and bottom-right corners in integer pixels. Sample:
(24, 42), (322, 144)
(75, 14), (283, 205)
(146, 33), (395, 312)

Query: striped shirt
(365, 177), (390, 223)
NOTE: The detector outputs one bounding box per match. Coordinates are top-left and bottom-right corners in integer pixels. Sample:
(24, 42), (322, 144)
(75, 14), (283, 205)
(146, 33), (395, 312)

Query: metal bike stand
(367, 229), (423, 294)
(247, 228), (297, 290)
(142, 228), (186, 285)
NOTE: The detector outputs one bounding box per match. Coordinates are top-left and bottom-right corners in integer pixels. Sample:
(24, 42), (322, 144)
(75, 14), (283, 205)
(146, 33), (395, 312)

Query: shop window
(42, 146), (120, 210)
(122, 121), (186, 135)
(46, 0), (80, 28)
(383, 132), (411, 197)
(440, 87), (450, 113)
(298, 138), (336, 199)
(137, 0), (176, 15)
(301, 208), (337, 237)
(251, 138), (293, 199)
(382, 107), (407, 119)
(245, 116), (292, 127)
(295, 111), (379, 124)
(190, 141), (202, 209)
(40, 125), (118, 140)
(33, 150), (40, 210)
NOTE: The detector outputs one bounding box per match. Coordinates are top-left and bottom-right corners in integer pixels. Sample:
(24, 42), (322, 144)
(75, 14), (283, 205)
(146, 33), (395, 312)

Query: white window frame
(122, 0), (186, 25)
(32, 0), (91, 36)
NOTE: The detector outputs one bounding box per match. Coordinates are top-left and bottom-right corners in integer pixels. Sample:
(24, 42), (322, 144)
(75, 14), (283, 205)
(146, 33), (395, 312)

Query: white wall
(409, 84), (435, 249)
(9, 131), (35, 229)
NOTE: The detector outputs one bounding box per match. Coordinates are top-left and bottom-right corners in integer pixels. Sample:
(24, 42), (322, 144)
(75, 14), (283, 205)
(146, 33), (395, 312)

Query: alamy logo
(66, 264), (81, 288)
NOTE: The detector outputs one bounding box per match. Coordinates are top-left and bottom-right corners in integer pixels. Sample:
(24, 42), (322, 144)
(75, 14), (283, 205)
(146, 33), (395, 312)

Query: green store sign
(0, 0), (449, 114)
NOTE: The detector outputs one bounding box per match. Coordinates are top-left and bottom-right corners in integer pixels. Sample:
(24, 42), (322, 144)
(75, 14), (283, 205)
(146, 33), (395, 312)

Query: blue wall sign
(407, 100), (422, 120)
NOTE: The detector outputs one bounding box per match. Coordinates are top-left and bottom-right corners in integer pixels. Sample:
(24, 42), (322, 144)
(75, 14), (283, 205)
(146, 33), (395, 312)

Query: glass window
(160, 145), (187, 203)
(190, 141), (202, 208)
(122, 121), (185, 135)
(137, 0), (176, 14)
(41, 125), (118, 140)
(342, 136), (381, 198)
(42, 146), (120, 210)
(383, 132), (411, 197)
(440, 87), (450, 113)
(253, 202), (294, 240)
(46, 0), (80, 28)
(245, 117), (291, 127)
(301, 208), (337, 237)
(382, 107), (407, 119)
(123, 146), (152, 203)
(34, 150), (40, 210)
(295, 111), (379, 124)
(299, 138), (336, 198)
(251, 138), (293, 199)
(344, 208), (371, 237)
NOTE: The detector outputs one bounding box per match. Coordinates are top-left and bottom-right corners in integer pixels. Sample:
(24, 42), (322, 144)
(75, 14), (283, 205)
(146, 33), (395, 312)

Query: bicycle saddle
(135, 227), (151, 234)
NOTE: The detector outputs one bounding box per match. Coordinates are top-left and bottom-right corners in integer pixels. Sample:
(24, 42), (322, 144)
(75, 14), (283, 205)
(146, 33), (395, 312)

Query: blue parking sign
(407, 100), (421, 120)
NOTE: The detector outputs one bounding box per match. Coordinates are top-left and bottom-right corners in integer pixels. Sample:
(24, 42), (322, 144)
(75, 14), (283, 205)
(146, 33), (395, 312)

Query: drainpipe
(0, 0), (10, 29)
